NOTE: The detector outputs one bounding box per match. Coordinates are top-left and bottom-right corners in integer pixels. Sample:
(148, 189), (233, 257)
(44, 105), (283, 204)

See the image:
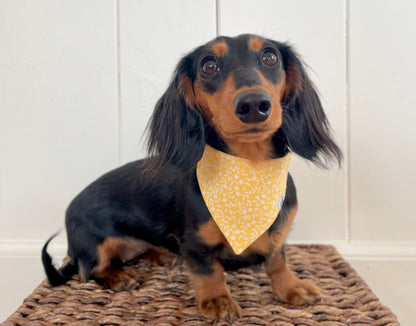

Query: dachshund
(42, 34), (342, 321)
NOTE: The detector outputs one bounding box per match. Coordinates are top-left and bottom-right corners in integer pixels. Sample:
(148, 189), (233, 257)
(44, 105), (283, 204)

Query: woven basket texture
(3, 245), (399, 326)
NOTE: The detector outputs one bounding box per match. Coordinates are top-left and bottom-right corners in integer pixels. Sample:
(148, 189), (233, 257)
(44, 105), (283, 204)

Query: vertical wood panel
(119, 0), (216, 163)
(350, 0), (416, 241)
(219, 0), (347, 241)
(0, 0), (119, 240)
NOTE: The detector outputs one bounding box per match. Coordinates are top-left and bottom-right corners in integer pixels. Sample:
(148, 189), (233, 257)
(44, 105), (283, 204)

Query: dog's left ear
(144, 54), (206, 176)
(275, 42), (342, 167)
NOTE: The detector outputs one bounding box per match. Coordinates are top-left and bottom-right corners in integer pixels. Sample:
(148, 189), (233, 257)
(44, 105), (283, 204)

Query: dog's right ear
(274, 42), (342, 168)
(143, 53), (206, 177)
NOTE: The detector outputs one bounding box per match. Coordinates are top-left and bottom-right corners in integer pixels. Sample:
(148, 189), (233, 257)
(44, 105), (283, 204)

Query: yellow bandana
(196, 145), (291, 255)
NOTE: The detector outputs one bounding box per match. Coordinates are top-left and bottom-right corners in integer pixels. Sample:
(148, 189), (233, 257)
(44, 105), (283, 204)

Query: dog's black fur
(42, 34), (341, 319)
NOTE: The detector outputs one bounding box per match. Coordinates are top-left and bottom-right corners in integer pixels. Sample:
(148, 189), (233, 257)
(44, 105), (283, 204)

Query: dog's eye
(202, 59), (219, 75)
(262, 51), (278, 66)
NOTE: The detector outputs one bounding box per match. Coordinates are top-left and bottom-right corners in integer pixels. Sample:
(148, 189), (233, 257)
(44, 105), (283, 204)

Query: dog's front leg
(189, 260), (242, 321)
(266, 248), (321, 305)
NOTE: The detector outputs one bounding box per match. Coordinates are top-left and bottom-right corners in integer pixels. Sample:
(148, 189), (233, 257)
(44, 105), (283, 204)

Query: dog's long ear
(275, 42), (342, 167)
(143, 53), (206, 177)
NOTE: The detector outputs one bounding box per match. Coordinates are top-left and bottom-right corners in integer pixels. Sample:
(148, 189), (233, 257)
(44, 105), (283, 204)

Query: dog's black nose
(233, 91), (272, 123)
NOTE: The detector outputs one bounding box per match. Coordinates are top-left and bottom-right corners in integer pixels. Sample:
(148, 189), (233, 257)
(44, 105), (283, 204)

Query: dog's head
(146, 34), (341, 174)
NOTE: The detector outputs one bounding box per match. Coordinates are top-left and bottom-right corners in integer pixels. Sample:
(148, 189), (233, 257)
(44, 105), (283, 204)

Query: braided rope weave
(3, 245), (399, 325)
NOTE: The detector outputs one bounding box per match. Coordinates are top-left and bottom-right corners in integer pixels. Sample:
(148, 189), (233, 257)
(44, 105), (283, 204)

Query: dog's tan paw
(279, 279), (321, 305)
(102, 269), (137, 292)
(200, 295), (242, 322)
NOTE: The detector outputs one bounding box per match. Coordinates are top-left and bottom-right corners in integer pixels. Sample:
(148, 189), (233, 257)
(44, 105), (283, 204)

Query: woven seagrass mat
(3, 245), (399, 326)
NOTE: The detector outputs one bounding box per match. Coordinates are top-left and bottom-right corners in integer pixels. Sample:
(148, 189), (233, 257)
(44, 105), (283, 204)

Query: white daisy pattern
(197, 145), (291, 254)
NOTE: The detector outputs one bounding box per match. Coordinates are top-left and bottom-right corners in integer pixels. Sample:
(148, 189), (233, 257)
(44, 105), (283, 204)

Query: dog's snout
(233, 91), (272, 124)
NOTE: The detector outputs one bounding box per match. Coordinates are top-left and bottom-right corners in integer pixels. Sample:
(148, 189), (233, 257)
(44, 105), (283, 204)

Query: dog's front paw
(199, 295), (242, 322)
(267, 253), (321, 306)
(101, 269), (137, 292)
(275, 279), (321, 305)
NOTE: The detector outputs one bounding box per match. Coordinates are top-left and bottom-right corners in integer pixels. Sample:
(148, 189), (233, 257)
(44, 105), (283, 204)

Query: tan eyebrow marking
(210, 41), (228, 57)
(249, 38), (264, 52)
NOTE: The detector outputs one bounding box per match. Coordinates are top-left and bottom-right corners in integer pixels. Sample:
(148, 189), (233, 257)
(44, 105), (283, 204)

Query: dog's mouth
(221, 127), (276, 143)
(234, 128), (270, 135)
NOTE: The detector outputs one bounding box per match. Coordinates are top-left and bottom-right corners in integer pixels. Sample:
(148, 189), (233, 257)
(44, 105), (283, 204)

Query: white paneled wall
(0, 0), (119, 242)
(1, 0), (415, 324)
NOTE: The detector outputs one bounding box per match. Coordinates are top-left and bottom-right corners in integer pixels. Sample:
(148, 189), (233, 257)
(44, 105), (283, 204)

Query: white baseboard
(333, 242), (416, 260)
(288, 240), (416, 261)
(1, 239), (415, 261)
(0, 239), (67, 257)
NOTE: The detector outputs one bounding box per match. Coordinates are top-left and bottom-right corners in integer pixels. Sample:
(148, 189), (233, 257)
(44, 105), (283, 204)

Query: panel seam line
(116, 0), (123, 165)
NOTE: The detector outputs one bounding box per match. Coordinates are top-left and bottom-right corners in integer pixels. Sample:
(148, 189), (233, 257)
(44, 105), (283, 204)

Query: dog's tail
(41, 233), (77, 286)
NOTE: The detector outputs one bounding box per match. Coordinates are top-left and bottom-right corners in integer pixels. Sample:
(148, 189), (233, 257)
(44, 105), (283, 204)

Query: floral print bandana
(197, 145), (291, 254)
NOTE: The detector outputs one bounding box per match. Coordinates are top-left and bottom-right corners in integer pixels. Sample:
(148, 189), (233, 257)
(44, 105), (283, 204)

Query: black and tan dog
(42, 34), (341, 321)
